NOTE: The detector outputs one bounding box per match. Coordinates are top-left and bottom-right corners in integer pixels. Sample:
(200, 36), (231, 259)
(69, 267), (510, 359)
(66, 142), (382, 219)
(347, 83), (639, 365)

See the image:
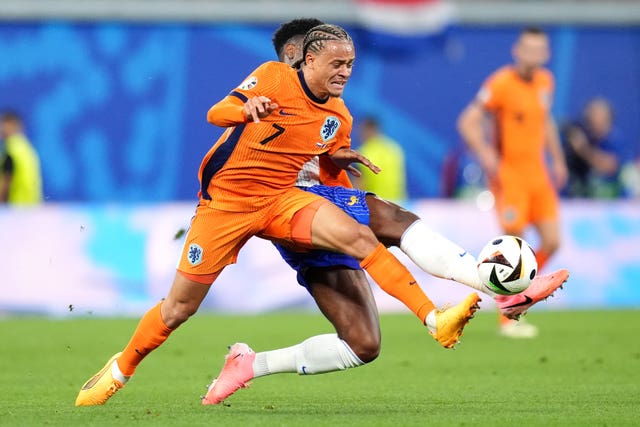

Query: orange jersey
(203, 61), (353, 212)
(477, 66), (554, 176)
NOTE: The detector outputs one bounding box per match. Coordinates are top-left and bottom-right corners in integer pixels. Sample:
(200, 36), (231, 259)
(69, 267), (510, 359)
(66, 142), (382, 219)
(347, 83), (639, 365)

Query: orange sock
(499, 313), (512, 326)
(535, 248), (550, 271)
(360, 243), (435, 323)
(117, 302), (173, 377)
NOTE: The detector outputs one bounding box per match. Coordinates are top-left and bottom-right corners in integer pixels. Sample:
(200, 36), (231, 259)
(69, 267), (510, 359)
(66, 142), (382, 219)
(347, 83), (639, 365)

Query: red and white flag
(354, 0), (456, 35)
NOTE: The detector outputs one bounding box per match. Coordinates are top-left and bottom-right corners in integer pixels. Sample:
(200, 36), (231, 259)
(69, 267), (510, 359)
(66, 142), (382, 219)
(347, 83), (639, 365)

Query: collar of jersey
(297, 69), (329, 104)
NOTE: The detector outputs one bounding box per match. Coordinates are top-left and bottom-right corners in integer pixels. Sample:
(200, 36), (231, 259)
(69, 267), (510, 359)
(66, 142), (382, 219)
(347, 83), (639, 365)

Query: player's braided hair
(294, 24), (353, 68)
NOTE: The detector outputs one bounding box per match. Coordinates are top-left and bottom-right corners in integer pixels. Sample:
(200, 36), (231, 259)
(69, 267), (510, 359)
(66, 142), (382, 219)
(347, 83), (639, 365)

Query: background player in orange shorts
(75, 24), (481, 407)
(458, 27), (568, 338)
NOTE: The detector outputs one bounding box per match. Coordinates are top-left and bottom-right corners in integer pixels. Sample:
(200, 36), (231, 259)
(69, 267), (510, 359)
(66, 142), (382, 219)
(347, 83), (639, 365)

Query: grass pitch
(1, 310), (638, 426)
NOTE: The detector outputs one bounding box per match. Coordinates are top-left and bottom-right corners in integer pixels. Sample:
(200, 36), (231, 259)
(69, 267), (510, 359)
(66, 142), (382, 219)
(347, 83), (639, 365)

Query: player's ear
(305, 52), (314, 68)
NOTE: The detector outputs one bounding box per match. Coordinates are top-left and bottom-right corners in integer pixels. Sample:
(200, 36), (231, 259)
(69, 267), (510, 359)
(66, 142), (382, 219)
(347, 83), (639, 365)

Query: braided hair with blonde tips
(293, 24), (353, 69)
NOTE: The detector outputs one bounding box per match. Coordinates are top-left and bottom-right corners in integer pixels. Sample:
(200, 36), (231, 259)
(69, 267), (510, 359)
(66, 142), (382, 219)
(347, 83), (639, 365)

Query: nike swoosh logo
(503, 295), (533, 308)
(278, 109), (296, 116)
(458, 251), (467, 257)
(409, 281), (416, 286)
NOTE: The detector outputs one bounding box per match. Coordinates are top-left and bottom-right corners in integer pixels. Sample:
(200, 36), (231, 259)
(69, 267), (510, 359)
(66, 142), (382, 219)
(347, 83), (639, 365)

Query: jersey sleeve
(207, 61), (284, 127)
(229, 61), (283, 108)
(476, 71), (504, 113)
(206, 96), (246, 127)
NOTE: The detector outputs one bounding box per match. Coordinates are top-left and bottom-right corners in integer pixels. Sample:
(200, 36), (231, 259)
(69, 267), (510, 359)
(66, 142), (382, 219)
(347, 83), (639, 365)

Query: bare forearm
(457, 103), (487, 156)
(546, 117), (565, 164)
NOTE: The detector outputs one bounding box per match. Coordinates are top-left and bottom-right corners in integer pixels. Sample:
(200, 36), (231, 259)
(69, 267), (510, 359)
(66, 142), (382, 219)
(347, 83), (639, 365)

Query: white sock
(112, 360), (130, 384)
(252, 334), (364, 377)
(400, 220), (497, 297)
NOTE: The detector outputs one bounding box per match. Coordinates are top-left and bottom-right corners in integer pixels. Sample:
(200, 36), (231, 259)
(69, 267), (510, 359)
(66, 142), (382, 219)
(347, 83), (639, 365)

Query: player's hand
(243, 96), (278, 123)
(329, 148), (381, 177)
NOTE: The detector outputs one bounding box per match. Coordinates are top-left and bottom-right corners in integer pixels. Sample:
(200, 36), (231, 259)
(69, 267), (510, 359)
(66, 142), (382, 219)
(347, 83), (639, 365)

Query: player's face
(306, 41), (355, 98)
(513, 33), (550, 72)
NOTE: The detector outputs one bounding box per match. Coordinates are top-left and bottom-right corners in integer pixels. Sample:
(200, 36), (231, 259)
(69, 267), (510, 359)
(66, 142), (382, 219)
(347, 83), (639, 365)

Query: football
(477, 235), (538, 295)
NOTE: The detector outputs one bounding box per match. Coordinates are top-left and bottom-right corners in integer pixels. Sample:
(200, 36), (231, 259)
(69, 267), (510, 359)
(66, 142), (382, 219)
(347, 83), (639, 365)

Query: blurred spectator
(441, 144), (485, 199)
(562, 98), (626, 198)
(356, 116), (407, 200)
(0, 111), (43, 205)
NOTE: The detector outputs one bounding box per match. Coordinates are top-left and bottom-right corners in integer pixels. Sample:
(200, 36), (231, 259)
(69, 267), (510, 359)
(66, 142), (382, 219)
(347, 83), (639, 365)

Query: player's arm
(207, 95), (278, 126)
(566, 124), (619, 176)
(457, 100), (499, 179)
(545, 115), (568, 189)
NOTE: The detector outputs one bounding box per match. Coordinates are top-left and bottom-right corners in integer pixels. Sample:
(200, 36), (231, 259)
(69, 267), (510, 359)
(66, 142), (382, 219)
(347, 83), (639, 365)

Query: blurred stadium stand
(1, 1), (640, 23)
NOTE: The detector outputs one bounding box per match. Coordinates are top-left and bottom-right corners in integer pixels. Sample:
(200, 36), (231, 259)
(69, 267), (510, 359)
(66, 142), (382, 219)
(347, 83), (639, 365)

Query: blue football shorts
(274, 185), (371, 290)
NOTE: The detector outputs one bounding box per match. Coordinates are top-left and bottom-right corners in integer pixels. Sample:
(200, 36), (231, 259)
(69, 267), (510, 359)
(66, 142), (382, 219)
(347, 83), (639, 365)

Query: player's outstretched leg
(202, 343), (255, 405)
(202, 334), (365, 405)
(75, 352), (128, 406)
(426, 293), (482, 349)
(496, 269), (570, 320)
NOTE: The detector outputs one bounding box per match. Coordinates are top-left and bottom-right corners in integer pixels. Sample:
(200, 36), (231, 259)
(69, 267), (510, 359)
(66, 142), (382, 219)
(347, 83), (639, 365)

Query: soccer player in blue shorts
(200, 19), (569, 405)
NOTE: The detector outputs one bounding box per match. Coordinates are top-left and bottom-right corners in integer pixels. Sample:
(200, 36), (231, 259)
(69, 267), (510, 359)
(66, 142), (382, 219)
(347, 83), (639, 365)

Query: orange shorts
(492, 172), (559, 234)
(177, 187), (329, 284)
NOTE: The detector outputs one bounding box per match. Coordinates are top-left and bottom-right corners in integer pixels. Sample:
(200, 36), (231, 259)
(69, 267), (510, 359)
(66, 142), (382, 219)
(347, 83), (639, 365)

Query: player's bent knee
(349, 334), (381, 364)
(349, 225), (380, 259)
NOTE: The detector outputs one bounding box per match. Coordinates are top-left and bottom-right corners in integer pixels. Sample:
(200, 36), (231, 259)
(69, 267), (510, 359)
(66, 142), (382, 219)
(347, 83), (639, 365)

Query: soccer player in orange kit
(199, 20), (569, 405)
(458, 27), (569, 338)
(75, 24), (481, 407)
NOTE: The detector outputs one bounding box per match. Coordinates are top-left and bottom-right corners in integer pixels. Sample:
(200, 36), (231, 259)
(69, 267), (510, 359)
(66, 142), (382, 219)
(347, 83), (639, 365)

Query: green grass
(1, 310), (639, 426)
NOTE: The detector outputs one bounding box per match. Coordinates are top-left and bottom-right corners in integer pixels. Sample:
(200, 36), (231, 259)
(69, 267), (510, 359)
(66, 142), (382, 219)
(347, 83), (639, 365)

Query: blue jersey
(274, 185), (370, 290)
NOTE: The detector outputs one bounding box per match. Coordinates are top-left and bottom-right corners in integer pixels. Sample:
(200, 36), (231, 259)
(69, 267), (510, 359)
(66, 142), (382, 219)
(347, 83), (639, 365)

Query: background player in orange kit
(458, 27), (568, 338)
(75, 24), (481, 407)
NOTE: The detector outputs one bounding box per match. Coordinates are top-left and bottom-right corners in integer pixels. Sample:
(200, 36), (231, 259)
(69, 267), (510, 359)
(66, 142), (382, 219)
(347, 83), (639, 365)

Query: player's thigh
(494, 183), (530, 235)
(306, 267), (381, 361)
(262, 188), (378, 258)
(178, 203), (256, 278)
(531, 186), (561, 251)
(311, 202), (378, 258)
(365, 194), (418, 247)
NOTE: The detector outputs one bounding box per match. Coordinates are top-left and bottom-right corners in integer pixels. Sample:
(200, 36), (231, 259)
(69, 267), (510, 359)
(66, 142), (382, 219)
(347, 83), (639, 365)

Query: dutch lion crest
(320, 116), (341, 142)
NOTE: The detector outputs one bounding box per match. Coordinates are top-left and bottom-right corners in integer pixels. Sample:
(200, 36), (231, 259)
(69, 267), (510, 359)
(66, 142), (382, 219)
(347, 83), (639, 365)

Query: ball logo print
(477, 235), (537, 295)
(187, 243), (203, 266)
